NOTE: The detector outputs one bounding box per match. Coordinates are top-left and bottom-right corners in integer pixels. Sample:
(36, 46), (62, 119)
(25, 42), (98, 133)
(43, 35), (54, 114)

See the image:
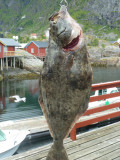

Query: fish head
(49, 5), (83, 51)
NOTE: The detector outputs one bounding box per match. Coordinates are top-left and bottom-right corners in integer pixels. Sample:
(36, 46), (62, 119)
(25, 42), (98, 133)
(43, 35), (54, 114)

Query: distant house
(113, 38), (120, 48)
(24, 41), (48, 60)
(0, 38), (21, 58)
(30, 33), (37, 39)
(16, 43), (27, 49)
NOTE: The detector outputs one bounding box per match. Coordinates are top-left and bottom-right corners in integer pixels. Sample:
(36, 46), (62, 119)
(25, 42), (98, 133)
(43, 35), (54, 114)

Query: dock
(4, 121), (120, 160)
(1, 80), (120, 159)
(0, 116), (49, 134)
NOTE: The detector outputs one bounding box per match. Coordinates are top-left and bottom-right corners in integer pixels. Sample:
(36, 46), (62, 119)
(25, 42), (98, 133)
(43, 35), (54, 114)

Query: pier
(4, 121), (120, 160)
(0, 50), (26, 71)
(1, 80), (120, 159)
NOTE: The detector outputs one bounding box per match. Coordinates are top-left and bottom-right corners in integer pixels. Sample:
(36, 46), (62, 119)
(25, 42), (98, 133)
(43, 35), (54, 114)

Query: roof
(0, 38), (21, 47)
(31, 33), (37, 36)
(24, 41), (48, 48)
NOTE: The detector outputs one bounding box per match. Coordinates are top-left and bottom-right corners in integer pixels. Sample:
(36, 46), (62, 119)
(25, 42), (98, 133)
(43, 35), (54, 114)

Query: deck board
(5, 121), (120, 160)
(113, 156), (120, 160)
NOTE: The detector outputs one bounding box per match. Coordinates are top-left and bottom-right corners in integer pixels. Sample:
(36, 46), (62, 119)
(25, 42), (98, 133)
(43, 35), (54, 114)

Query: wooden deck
(5, 121), (120, 160)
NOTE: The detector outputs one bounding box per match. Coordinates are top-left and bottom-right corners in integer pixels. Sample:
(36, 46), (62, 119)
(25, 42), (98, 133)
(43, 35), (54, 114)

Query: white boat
(0, 129), (29, 159)
(89, 87), (120, 110)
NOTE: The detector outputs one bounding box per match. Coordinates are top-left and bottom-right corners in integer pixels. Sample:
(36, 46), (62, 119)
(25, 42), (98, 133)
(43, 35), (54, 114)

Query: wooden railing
(70, 80), (120, 140)
(4, 51), (15, 57)
(4, 51), (26, 57)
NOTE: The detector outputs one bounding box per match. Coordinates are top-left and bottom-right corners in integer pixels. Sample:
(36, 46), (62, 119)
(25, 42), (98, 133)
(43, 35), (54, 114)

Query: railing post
(70, 126), (77, 141)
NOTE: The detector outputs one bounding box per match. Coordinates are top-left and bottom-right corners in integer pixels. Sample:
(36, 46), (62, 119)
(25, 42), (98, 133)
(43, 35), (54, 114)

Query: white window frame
(31, 48), (34, 53)
(0, 45), (1, 52)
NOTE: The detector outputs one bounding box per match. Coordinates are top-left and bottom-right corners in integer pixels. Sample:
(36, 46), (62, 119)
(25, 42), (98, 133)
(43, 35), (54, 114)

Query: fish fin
(38, 96), (54, 137)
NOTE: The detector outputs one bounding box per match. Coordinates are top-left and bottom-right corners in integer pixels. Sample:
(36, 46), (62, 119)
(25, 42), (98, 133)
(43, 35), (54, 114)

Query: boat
(89, 87), (120, 110)
(0, 129), (29, 159)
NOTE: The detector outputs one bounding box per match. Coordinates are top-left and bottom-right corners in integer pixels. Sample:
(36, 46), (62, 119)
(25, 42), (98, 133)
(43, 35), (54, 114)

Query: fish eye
(49, 12), (59, 21)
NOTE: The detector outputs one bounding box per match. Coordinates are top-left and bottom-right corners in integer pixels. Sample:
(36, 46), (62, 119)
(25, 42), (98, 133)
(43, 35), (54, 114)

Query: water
(92, 67), (120, 84)
(0, 67), (120, 122)
(0, 79), (43, 122)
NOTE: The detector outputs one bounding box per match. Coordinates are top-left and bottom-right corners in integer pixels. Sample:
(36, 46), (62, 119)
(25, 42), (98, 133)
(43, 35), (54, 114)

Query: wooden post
(3, 58), (4, 68)
(11, 58), (13, 67)
(70, 126), (76, 141)
(19, 57), (21, 68)
(23, 56), (24, 67)
(6, 57), (8, 70)
(14, 57), (15, 68)
(1, 58), (3, 71)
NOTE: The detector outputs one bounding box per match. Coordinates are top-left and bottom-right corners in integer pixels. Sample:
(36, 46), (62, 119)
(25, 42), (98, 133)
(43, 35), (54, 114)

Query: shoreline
(0, 67), (39, 81)
(0, 57), (120, 81)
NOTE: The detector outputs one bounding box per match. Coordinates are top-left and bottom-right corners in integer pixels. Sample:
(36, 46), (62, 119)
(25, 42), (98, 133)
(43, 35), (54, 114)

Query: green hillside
(0, 0), (120, 41)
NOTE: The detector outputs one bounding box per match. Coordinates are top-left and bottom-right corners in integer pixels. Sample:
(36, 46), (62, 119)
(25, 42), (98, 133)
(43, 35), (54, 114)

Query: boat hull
(0, 143), (20, 159)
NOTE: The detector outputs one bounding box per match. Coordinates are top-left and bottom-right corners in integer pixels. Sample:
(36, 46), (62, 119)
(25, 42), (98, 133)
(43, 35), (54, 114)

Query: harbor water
(0, 67), (120, 122)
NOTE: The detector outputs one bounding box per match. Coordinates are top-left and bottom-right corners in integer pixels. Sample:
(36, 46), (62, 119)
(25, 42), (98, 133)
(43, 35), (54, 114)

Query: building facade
(0, 38), (21, 58)
(24, 41), (48, 60)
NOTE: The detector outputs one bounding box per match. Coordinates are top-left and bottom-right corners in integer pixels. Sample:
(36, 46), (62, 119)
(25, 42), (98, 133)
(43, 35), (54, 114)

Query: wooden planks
(0, 116), (49, 134)
(5, 121), (120, 160)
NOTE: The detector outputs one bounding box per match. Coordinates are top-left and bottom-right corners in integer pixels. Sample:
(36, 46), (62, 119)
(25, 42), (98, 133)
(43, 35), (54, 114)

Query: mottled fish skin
(39, 5), (92, 160)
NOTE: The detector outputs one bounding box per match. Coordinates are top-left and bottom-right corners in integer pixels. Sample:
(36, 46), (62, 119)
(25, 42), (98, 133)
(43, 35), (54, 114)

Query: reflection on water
(93, 67), (120, 84)
(0, 67), (120, 122)
(0, 79), (43, 122)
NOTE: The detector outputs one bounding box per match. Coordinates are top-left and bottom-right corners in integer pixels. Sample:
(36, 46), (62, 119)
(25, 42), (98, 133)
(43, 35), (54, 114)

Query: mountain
(0, 0), (120, 40)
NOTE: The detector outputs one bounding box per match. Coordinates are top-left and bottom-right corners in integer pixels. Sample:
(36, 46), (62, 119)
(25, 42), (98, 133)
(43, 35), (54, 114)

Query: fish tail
(46, 140), (68, 160)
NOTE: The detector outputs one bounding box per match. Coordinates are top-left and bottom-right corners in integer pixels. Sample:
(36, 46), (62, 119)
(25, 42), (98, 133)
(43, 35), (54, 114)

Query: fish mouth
(63, 33), (81, 51)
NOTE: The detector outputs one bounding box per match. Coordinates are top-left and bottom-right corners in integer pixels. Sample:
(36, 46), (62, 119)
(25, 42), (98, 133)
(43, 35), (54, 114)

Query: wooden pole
(14, 57), (15, 68)
(23, 56), (24, 67)
(3, 58), (4, 68)
(11, 57), (13, 67)
(6, 57), (8, 70)
(19, 57), (20, 68)
(1, 58), (3, 71)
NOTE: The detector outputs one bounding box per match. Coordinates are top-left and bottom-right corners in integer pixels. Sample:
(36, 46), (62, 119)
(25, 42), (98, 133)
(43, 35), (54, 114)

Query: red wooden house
(113, 38), (120, 48)
(0, 38), (21, 58)
(24, 41), (48, 60)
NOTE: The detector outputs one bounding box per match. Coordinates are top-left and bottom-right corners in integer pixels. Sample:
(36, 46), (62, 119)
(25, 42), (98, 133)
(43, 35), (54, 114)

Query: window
(103, 89), (107, 95)
(90, 91), (95, 96)
(0, 45), (1, 52)
(99, 90), (102, 95)
(31, 48), (34, 53)
(0, 130), (6, 141)
(4, 46), (7, 52)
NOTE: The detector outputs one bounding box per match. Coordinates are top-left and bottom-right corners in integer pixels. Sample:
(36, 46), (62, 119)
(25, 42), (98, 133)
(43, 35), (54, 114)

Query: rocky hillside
(0, 0), (120, 39)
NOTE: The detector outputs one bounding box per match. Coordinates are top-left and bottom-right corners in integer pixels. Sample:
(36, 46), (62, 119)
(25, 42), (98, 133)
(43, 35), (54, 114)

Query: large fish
(39, 5), (92, 160)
